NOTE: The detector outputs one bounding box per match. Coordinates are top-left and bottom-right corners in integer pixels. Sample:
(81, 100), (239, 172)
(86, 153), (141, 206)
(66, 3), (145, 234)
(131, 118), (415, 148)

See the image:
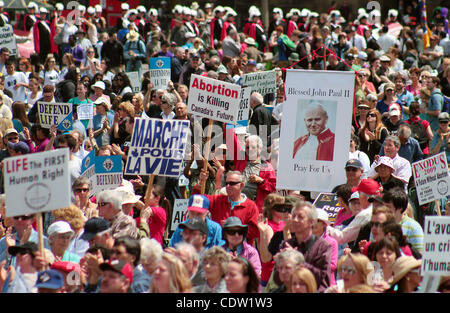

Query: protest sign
(149, 57), (171, 90)
(0, 25), (18, 55)
(241, 70), (277, 95)
(312, 193), (343, 224)
(170, 199), (189, 232)
(421, 216), (450, 275)
(188, 74), (241, 125)
(77, 102), (94, 121)
(94, 155), (123, 193)
(237, 86), (251, 127)
(277, 70), (355, 192)
(127, 71), (141, 93)
(125, 118), (190, 177)
(80, 149), (96, 195)
(412, 152), (450, 206)
(38, 102), (73, 131)
(4, 149), (71, 217)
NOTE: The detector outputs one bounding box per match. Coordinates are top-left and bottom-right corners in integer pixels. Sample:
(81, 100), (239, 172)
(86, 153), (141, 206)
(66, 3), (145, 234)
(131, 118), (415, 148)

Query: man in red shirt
(194, 170), (260, 245)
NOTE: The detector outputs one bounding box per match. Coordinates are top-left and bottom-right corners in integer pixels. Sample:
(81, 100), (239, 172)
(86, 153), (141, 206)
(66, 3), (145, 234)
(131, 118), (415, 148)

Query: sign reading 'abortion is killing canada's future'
(125, 118), (190, 177)
(188, 74), (241, 124)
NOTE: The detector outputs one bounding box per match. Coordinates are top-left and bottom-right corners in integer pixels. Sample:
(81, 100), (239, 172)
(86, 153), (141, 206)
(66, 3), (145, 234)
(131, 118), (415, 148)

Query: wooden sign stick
(144, 174), (156, 207)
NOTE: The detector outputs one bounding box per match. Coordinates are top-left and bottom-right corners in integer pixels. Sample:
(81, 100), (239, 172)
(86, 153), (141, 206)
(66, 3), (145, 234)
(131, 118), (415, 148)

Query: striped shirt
(399, 215), (424, 253)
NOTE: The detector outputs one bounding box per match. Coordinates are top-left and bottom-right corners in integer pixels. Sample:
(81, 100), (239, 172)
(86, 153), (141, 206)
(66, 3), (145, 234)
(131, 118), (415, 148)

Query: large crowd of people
(0, 1), (448, 294)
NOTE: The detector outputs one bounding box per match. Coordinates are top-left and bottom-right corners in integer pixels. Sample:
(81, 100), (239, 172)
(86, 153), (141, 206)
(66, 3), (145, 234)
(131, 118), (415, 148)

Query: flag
(419, 0), (433, 49)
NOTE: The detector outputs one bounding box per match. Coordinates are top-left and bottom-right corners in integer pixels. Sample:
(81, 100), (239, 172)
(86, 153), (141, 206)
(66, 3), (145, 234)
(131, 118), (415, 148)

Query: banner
(421, 216), (450, 275)
(412, 152), (449, 206)
(170, 199), (189, 231)
(241, 70), (277, 95)
(277, 70), (355, 192)
(127, 71), (141, 93)
(4, 149), (71, 217)
(188, 74), (241, 124)
(149, 57), (171, 90)
(38, 102), (73, 131)
(125, 118), (190, 177)
(312, 193), (343, 224)
(0, 25), (18, 56)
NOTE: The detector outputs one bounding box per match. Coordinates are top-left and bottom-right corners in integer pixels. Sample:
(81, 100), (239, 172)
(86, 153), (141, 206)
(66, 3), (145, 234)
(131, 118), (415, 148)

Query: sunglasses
(345, 167), (360, 172)
(368, 113), (377, 118)
(98, 202), (110, 207)
(370, 221), (385, 228)
(74, 188), (89, 193)
(225, 181), (241, 186)
(13, 215), (34, 221)
(225, 229), (245, 236)
(339, 265), (356, 275)
(273, 205), (291, 213)
(358, 106), (369, 110)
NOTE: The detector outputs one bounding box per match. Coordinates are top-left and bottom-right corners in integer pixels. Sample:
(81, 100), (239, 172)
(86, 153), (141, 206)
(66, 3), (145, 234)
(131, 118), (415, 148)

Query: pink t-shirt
(136, 206), (167, 245)
(261, 219), (286, 282)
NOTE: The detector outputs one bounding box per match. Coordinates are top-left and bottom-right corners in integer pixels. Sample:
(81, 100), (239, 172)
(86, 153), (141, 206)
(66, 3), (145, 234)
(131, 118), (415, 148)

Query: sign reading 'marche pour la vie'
(188, 74), (241, 125)
(125, 118), (190, 177)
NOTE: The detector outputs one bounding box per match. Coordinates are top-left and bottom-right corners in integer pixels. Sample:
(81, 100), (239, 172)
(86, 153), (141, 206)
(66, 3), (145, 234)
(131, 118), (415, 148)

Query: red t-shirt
(136, 206), (167, 245)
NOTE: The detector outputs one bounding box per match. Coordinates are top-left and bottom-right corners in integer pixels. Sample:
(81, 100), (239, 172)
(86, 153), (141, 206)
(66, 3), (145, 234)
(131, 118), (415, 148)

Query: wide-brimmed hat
(126, 30), (139, 42)
(244, 37), (256, 46)
(93, 97), (111, 111)
(375, 156), (395, 171)
(288, 53), (300, 62)
(391, 256), (421, 285)
(91, 81), (105, 90)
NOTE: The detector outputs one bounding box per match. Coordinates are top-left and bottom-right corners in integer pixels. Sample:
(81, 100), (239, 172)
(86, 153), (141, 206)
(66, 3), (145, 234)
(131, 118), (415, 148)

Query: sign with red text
(421, 216), (450, 275)
(4, 149), (71, 217)
(412, 152), (449, 206)
(188, 74), (241, 124)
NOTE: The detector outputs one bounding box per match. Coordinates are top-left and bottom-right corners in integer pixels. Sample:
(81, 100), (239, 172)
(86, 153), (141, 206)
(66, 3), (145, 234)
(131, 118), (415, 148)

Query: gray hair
(292, 201), (318, 223)
(97, 189), (123, 211)
(274, 249), (305, 268)
(250, 92), (264, 105)
(226, 171), (244, 182)
(305, 102), (328, 119)
(175, 242), (200, 265)
(70, 129), (85, 142)
(246, 135), (263, 151)
(140, 238), (163, 265)
(384, 135), (401, 148)
(162, 92), (177, 108)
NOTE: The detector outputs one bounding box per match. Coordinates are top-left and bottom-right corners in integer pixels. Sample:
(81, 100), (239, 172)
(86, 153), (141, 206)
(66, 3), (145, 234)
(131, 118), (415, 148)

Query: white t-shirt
(40, 69), (60, 87)
(27, 90), (43, 108)
(4, 71), (28, 102)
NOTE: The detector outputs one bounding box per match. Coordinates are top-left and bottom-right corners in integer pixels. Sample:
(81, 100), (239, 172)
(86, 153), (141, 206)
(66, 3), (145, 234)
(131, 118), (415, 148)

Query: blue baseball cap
(36, 270), (64, 290)
(187, 195), (210, 214)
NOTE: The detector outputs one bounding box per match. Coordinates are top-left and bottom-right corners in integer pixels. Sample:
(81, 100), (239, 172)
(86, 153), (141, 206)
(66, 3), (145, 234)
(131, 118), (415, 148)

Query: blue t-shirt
(426, 90), (444, 131)
(169, 217), (225, 249)
(376, 99), (403, 116)
(396, 89), (415, 120)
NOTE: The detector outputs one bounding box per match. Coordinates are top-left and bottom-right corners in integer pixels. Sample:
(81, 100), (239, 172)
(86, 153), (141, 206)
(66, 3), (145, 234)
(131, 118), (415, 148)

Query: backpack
(408, 119), (428, 150)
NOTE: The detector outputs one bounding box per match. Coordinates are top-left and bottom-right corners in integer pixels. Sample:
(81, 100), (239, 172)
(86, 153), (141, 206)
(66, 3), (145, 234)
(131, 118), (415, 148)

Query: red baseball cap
(100, 260), (133, 283)
(351, 179), (381, 196)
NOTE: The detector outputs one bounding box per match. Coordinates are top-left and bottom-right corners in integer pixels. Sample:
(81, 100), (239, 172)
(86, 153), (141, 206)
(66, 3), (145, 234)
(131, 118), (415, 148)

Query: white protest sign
(241, 70), (277, 95)
(149, 57), (171, 90)
(188, 74), (241, 124)
(421, 216), (450, 275)
(170, 199), (189, 231)
(127, 71), (141, 93)
(4, 149), (71, 217)
(0, 25), (18, 56)
(125, 118), (190, 177)
(412, 152), (450, 205)
(38, 102), (73, 131)
(277, 70), (355, 192)
(237, 86), (251, 127)
(77, 103), (94, 121)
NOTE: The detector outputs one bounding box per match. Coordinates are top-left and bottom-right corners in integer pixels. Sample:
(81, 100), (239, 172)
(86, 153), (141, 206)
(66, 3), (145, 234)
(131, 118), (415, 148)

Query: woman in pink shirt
(313, 209), (338, 286)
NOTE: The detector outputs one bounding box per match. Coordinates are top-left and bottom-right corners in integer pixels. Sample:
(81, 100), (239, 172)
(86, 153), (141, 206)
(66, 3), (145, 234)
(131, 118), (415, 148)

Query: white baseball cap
(40, 7), (48, 14)
(87, 6), (95, 15)
(91, 81), (106, 91)
(47, 221), (74, 237)
(95, 5), (102, 13)
(55, 3), (64, 11)
(121, 3), (129, 11)
(316, 209), (331, 225)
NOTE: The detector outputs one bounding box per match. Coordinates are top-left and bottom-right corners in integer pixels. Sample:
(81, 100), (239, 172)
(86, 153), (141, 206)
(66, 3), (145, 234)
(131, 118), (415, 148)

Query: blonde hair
(118, 101), (135, 118)
(52, 204), (85, 231)
(337, 253), (373, 285)
(288, 267), (317, 293)
(262, 193), (285, 220)
(149, 253), (192, 293)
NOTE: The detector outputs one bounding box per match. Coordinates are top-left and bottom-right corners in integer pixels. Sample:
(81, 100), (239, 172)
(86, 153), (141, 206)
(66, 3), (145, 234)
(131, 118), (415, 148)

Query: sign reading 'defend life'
(38, 102), (73, 131)
(241, 70), (277, 95)
(149, 57), (171, 90)
(312, 193), (343, 224)
(125, 118), (190, 177)
(188, 74), (241, 124)
(421, 216), (450, 275)
(0, 25), (18, 55)
(412, 152), (450, 206)
(171, 199), (189, 231)
(4, 149), (70, 217)
(127, 71), (141, 93)
(277, 70), (355, 192)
